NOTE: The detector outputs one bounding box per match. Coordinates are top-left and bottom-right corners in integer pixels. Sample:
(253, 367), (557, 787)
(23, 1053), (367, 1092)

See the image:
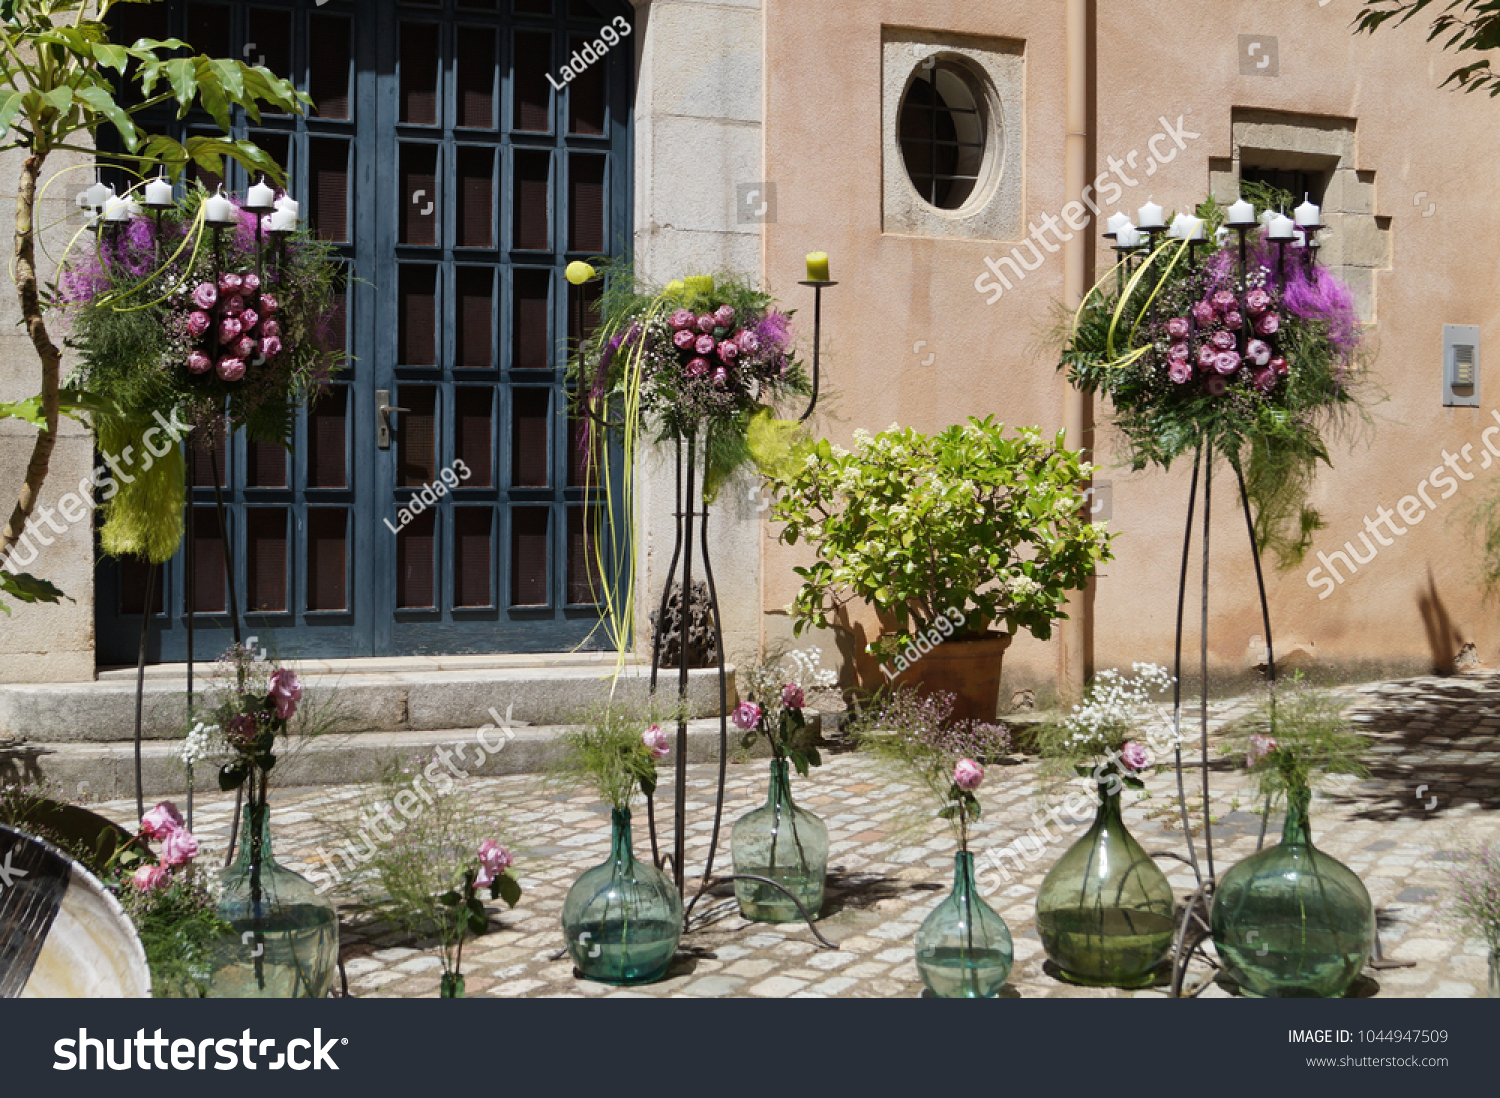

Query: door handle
(375, 389), (411, 451)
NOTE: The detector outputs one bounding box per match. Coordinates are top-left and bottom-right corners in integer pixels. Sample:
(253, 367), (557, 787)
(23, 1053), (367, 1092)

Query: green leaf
(90, 42), (129, 73)
(0, 90), (25, 140)
(74, 85), (140, 151)
(804, 744), (821, 769)
(164, 57), (197, 114)
(466, 910), (488, 936)
(209, 58), (245, 102)
(638, 771), (656, 798)
(936, 804), (958, 820)
(495, 874), (522, 908)
(0, 570), (69, 612)
(790, 750), (810, 779)
(437, 890), (461, 907)
(217, 761), (247, 792)
(0, 396), (46, 427)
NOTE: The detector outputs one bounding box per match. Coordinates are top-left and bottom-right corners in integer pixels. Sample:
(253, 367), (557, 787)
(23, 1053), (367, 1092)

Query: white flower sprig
(1062, 663), (1176, 760)
(177, 721), (226, 769)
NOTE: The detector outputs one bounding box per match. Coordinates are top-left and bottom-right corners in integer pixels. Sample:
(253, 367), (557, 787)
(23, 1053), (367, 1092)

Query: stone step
(0, 656), (737, 742)
(1, 716), (791, 801)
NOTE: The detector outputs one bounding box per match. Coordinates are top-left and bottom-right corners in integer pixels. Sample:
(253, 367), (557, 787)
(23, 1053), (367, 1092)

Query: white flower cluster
(1063, 663), (1176, 756)
(783, 646), (839, 691)
(178, 720), (226, 768)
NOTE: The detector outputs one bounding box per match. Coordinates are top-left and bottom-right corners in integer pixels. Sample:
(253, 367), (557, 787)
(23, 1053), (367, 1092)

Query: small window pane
(190, 421), (228, 487)
(247, 10), (293, 103)
(513, 31), (553, 132)
(247, 508), (288, 613)
(308, 137), (351, 243)
(567, 506), (602, 605)
(396, 385), (438, 487)
(184, 3), (230, 59)
(568, 34), (606, 136)
(247, 439), (287, 489)
(119, 557), (164, 616)
(511, 388), (550, 487)
(307, 386), (348, 489)
(401, 23), (441, 125)
(401, 143), (439, 246)
(399, 265), (438, 367)
(192, 506), (227, 614)
(569, 153), (605, 254)
(457, 30), (497, 128)
(510, 508), (549, 606)
(456, 146), (495, 248)
(455, 387), (494, 487)
(309, 14), (353, 120)
(307, 508), (348, 612)
(512, 268), (550, 369)
(514, 150), (551, 250)
(455, 267), (494, 369)
(397, 510), (436, 609)
(454, 508), (493, 608)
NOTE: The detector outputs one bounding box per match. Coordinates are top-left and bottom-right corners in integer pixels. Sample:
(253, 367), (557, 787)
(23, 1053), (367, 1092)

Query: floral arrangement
(769, 417), (1114, 646)
(559, 703), (672, 811)
(567, 264), (810, 501)
(1442, 839), (1500, 960)
(432, 839), (521, 996)
(189, 643), (304, 797)
(734, 649), (839, 776)
(1037, 663), (1176, 794)
(852, 688), (1011, 852)
(1226, 673), (1369, 802)
(57, 185), (345, 562)
(1058, 192), (1369, 565)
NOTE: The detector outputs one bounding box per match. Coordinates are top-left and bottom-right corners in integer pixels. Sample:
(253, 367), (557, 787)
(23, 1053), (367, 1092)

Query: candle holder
(796, 279), (837, 421)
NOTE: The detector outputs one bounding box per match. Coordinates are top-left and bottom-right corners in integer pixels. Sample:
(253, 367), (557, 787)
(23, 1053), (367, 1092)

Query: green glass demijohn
(1035, 781), (1175, 988)
(561, 808), (683, 985)
(915, 851), (1014, 997)
(1210, 784), (1374, 997)
(209, 801), (340, 998)
(730, 759), (829, 922)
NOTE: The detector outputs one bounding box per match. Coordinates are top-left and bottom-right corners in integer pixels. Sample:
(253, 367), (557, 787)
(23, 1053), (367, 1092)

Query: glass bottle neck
(1281, 785), (1313, 847)
(951, 850), (978, 901)
(234, 798), (274, 869)
(609, 807), (636, 867)
(766, 759), (794, 807)
(1095, 780), (1124, 826)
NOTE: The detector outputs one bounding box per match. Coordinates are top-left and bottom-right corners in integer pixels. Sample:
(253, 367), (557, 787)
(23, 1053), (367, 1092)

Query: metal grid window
(899, 63), (986, 211)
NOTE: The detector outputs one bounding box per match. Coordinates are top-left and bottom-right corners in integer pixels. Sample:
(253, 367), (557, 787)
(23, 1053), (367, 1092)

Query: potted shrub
(769, 417), (1113, 720)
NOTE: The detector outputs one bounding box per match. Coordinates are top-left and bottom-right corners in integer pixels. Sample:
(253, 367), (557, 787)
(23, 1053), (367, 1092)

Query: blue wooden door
(95, 0), (631, 664)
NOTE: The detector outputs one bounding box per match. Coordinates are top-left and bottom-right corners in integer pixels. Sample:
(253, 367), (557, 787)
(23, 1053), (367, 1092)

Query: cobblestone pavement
(94, 672), (1500, 998)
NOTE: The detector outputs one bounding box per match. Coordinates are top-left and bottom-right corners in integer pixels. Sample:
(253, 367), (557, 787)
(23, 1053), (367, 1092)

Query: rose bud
(686, 357), (710, 377)
(737, 330), (760, 355)
(187, 350), (213, 374)
(260, 319), (281, 339)
(260, 335), (283, 357)
(713, 305), (735, 328)
(236, 336), (258, 359)
(192, 282), (218, 310)
(1214, 350), (1241, 375)
(695, 334), (716, 356)
(259, 294), (279, 315)
(222, 294), (246, 317)
(670, 308), (696, 331)
(241, 272), (262, 294)
(218, 317), (243, 341)
(239, 308), (259, 332)
(1246, 338), (1272, 367)
(217, 356), (246, 381)
(673, 329), (697, 351)
(1166, 317), (1190, 341)
(218, 272), (244, 294)
(717, 340), (739, 362)
(696, 314), (717, 334)
(1270, 356), (1289, 376)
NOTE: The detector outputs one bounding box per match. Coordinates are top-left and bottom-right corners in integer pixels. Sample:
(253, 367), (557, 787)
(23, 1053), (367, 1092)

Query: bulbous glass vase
(1035, 782), (1175, 988)
(915, 851), (1014, 998)
(209, 801), (340, 998)
(730, 759), (829, 922)
(1210, 786), (1374, 998)
(561, 808), (683, 985)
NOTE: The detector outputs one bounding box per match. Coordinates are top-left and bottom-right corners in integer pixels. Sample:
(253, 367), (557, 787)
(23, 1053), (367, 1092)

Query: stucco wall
(0, 146), (97, 684)
(760, 0), (1500, 698)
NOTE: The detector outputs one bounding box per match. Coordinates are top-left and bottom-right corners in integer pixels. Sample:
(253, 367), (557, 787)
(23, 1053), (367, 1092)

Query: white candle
(1267, 213), (1296, 241)
(79, 182), (113, 211)
(144, 175), (173, 207)
(246, 178), (276, 210)
(204, 189), (236, 224)
(103, 195), (137, 222)
(1115, 225), (1142, 248)
(1137, 199), (1164, 229)
(1225, 198), (1256, 226)
(1168, 213), (1203, 240)
(1105, 211), (1131, 237)
(269, 194), (300, 232)
(1293, 195), (1321, 226)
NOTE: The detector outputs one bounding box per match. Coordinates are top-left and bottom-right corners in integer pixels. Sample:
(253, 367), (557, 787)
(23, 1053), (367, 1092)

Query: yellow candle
(663, 279), (685, 298)
(805, 251), (830, 282)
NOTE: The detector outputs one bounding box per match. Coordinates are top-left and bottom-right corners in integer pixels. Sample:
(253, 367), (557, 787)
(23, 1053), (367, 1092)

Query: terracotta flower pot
(890, 631), (1012, 723)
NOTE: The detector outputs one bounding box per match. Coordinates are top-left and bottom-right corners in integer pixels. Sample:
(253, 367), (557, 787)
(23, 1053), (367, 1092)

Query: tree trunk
(0, 152), (62, 572)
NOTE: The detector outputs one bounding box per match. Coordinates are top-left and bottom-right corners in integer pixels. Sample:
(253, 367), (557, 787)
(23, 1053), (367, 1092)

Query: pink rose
(669, 308), (696, 331)
(1253, 368), (1277, 394)
(1212, 290), (1236, 311)
(716, 340), (739, 362)
(1166, 317), (1190, 341)
(696, 314), (717, 334)
(227, 712), (258, 746)
(686, 357), (710, 378)
(259, 294), (279, 315)
(1211, 330), (1236, 352)
(1270, 356), (1289, 377)
(187, 310), (211, 337)
(673, 329), (697, 351)
(642, 724), (670, 759)
(140, 801), (184, 840)
(1247, 733), (1278, 767)
(192, 282), (218, 310)
(159, 827), (199, 869)
(1205, 375), (1228, 397)
(1121, 742), (1150, 771)
(711, 366), (729, 387)
(132, 865), (170, 891)
(187, 350), (213, 374)
(235, 336), (258, 360)
(218, 272), (244, 294)
(1244, 289), (1271, 315)
(219, 316), (243, 341)
(694, 333), (716, 356)
(260, 335), (283, 358)
(475, 839), (514, 887)
(1213, 351), (1241, 375)
(781, 683), (804, 709)
(1191, 301), (1214, 326)
(217, 356), (246, 381)
(1196, 343), (1217, 368)
(260, 319), (280, 339)
(713, 305), (735, 328)
(239, 308), (259, 332)
(1256, 312), (1280, 336)
(1167, 342), (1191, 363)
(737, 330), (760, 355)
(1224, 311), (1244, 331)
(1246, 338), (1272, 367)
(732, 701), (762, 731)
(1168, 359), (1193, 384)
(269, 667), (302, 720)
(223, 294), (246, 317)
(953, 758), (984, 792)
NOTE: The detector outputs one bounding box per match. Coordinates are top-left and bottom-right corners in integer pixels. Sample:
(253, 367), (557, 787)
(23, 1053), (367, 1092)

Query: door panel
(95, 0), (629, 664)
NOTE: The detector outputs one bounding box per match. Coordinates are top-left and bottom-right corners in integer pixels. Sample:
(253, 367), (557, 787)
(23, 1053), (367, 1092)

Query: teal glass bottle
(561, 808), (683, 985)
(1210, 784), (1374, 997)
(915, 851), (1014, 998)
(730, 759), (829, 922)
(209, 801), (340, 998)
(1035, 782), (1175, 988)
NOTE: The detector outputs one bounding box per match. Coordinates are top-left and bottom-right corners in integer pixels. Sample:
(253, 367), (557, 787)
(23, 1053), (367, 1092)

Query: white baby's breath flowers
(178, 721), (225, 768)
(784, 646), (838, 691)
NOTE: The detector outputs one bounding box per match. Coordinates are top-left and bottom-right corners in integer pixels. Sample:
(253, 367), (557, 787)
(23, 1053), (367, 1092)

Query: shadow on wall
(1416, 567), (1465, 676)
